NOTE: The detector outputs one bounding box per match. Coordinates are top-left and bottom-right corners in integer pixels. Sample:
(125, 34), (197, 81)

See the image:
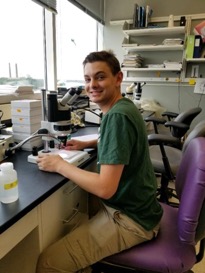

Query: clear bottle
(0, 162), (19, 204)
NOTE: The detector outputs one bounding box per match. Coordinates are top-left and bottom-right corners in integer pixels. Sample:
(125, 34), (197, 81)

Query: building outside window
(0, 0), (103, 92)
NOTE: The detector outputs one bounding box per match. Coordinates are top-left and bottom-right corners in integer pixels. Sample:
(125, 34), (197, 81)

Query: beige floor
(192, 259), (204, 273)
(190, 243), (205, 273)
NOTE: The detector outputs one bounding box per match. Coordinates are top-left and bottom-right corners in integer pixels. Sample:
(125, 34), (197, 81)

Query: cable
(7, 134), (61, 152)
(177, 72), (181, 113)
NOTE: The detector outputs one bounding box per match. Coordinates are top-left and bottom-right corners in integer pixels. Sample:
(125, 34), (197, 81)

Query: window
(0, 0), (45, 90)
(56, 0), (103, 88)
(0, 0), (103, 92)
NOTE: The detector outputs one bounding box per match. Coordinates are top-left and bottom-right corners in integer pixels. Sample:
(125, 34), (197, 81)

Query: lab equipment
(27, 87), (90, 165)
(0, 135), (14, 162)
(84, 109), (102, 124)
(126, 82), (146, 109)
(3, 87), (91, 167)
(41, 87), (83, 145)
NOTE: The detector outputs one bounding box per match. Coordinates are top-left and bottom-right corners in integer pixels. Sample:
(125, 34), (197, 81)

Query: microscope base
(28, 149), (90, 167)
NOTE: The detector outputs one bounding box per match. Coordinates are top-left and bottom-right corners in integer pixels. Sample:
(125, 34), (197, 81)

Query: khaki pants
(36, 201), (160, 273)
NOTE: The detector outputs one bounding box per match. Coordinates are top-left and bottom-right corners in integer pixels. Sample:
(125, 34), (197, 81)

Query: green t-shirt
(98, 98), (163, 231)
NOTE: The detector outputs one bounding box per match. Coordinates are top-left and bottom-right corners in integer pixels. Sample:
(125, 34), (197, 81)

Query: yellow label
(4, 180), (18, 190)
(189, 79), (196, 85)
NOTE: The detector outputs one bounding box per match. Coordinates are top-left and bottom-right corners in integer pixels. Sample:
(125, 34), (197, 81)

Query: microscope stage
(28, 149), (90, 167)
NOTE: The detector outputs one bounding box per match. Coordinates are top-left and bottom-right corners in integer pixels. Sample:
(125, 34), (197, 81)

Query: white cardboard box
(12, 123), (40, 134)
(11, 99), (41, 109)
(12, 115), (42, 125)
(11, 107), (42, 117)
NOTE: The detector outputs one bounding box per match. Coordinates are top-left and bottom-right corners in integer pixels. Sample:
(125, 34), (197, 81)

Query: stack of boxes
(11, 100), (43, 151)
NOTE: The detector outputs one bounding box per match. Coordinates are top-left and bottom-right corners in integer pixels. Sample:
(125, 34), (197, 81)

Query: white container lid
(0, 162), (14, 171)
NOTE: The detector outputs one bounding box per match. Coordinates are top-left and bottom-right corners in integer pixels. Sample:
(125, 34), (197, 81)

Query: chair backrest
(171, 107), (202, 138)
(174, 107), (202, 124)
(182, 120), (205, 153)
(175, 137), (205, 245)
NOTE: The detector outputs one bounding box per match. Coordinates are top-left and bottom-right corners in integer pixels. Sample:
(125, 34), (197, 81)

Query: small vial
(0, 162), (19, 204)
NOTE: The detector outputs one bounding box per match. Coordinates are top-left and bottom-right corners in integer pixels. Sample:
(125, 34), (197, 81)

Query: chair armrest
(144, 116), (166, 125)
(162, 111), (179, 119)
(144, 117), (167, 134)
(148, 133), (181, 147)
(164, 121), (190, 130)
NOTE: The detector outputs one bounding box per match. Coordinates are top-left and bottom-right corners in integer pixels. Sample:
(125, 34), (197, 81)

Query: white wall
(103, 0), (205, 128)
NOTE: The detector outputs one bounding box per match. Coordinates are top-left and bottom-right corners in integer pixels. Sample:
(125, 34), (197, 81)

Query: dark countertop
(0, 125), (98, 234)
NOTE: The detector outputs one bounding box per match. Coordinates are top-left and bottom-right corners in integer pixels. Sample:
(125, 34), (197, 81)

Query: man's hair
(83, 50), (121, 76)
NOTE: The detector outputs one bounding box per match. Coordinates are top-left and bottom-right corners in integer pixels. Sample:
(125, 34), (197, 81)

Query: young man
(36, 50), (163, 273)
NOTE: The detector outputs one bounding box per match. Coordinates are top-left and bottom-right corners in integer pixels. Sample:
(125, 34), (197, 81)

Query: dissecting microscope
(126, 82), (146, 109)
(41, 87), (82, 146)
(4, 87), (91, 166)
(27, 86), (90, 165)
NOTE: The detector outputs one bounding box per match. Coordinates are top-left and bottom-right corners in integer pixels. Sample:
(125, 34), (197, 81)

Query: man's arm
(37, 154), (124, 199)
(57, 162), (124, 199)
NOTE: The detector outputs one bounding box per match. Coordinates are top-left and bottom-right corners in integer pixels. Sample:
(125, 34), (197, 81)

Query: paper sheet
(194, 78), (205, 94)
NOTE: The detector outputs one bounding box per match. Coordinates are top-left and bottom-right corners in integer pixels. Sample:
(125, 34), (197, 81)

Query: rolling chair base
(156, 174), (179, 206)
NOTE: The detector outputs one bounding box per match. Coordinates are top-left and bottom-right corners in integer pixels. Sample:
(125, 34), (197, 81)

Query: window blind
(67, 0), (104, 24)
(32, 0), (57, 13)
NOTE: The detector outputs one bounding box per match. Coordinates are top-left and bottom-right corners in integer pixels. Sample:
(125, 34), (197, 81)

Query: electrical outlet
(191, 65), (199, 78)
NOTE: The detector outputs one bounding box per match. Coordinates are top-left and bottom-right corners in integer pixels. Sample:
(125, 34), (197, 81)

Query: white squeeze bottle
(0, 162), (19, 204)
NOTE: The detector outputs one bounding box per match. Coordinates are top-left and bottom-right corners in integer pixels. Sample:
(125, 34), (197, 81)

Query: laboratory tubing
(0, 162), (19, 204)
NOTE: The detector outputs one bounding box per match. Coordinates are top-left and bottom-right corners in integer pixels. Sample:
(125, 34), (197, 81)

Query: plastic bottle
(0, 162), (19, 204)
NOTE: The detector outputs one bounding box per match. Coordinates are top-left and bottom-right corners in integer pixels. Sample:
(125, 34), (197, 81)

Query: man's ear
(116, 71), (123, 86)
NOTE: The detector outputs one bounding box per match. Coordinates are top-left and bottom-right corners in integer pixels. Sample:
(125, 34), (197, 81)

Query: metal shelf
(122, 67), (182, 72)
(123, 21), (186, 37)
(110, 13), (205, 26)
(122, 44), (184, 52)
(186, 58), (205, 63)
(122, 76), (182, 83)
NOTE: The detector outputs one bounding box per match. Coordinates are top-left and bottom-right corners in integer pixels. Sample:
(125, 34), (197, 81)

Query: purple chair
(92, 137), (205, 273)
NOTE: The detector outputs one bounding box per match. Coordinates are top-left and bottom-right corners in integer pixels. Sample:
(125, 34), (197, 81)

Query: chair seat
(100, 203), (196, 273)
(149, 146), (182, 175)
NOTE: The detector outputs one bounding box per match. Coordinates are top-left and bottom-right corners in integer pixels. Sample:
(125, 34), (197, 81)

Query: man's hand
(36, 154), (66, 172)
(65, 139), (86, 151)
(65, 138), (98, 150)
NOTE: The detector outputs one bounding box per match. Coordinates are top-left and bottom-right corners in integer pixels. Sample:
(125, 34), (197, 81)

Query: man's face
(83, 61), (122, 105)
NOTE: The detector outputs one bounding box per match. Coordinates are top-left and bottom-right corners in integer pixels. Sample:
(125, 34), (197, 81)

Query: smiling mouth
(89, 90), (102, 95)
